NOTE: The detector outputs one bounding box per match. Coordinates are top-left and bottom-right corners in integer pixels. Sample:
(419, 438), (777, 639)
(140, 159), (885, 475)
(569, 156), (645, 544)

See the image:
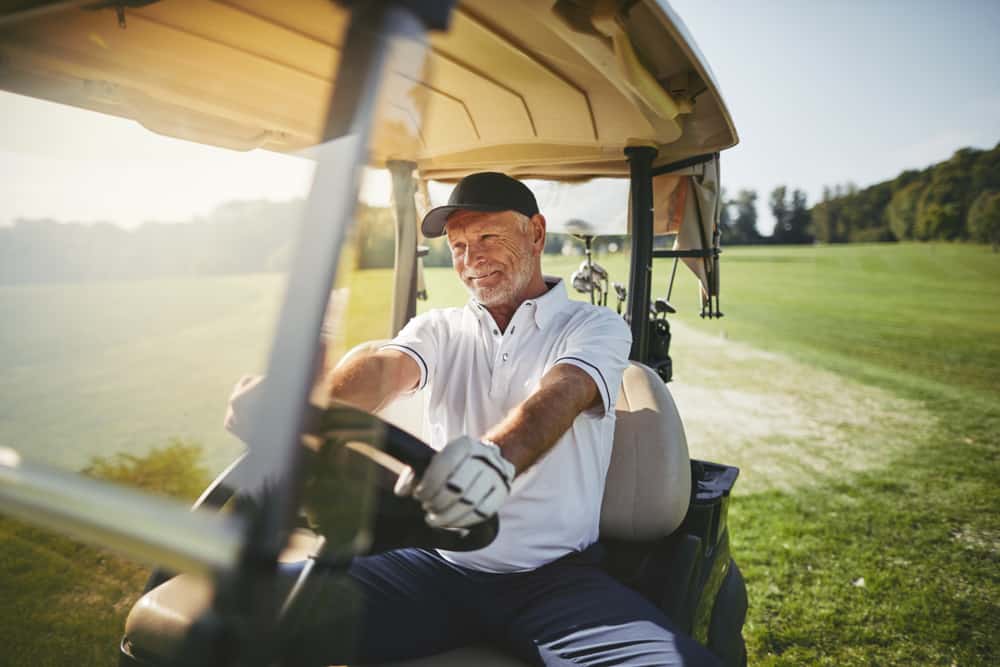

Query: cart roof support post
(389, 159), (420, 336)
(625, 145), (658, 363)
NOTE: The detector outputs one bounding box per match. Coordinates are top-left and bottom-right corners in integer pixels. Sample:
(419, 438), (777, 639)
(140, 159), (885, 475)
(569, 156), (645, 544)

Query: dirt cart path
(666, 321), (934, 495)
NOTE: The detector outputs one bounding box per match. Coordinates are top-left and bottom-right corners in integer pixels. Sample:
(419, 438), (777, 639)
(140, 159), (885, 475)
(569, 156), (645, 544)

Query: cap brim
(420, 204), (508, 238)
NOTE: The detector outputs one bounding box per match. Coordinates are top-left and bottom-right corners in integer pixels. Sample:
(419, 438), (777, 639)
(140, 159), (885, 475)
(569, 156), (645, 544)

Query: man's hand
(395, 436), (515, 530)
(223, 374), (265, 444)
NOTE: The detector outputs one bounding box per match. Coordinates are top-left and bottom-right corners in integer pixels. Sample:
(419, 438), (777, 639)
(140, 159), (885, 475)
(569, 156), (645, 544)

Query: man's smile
(468, 270), (502, 282)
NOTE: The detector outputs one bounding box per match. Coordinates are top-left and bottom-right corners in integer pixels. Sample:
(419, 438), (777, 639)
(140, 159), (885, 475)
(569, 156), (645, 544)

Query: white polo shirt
(381, 278), (632, 572)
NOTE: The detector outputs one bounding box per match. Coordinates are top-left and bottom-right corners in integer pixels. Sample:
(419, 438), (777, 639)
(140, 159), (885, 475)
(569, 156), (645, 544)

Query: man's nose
(463, 241), (487, 266)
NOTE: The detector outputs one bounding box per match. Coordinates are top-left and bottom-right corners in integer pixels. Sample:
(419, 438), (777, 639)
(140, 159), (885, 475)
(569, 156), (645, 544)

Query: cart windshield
(0, 1), (734, 660)
(0, 5), (428, 651)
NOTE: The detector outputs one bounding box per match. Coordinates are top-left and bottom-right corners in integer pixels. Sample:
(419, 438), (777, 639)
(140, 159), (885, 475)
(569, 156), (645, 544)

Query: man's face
(446, 210), (540, 307)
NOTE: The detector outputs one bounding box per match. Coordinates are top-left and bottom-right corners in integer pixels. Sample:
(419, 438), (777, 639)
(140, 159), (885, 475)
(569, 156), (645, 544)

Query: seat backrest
(341, 343), (690, 541)
(600, 362), (691, 541)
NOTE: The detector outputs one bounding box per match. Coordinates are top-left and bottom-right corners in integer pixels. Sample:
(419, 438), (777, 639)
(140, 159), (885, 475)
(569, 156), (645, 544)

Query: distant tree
(717, 187), (744, 244)
(971, 143), (1000, 188)
(915, 149), (975, 240)
(916, 201), (961, 240)
(724, 189), (760, 245)
(596, 235), (627, 254)
(789, 189), (813, 243)
(887, 180), (925, 240)
(808, 143), (999, 244)
(717, 186), (733, 234)
(769, 185), (788, 243)
(968, 190), (1000, 251)
(846, 181), (894, 242)
(812, 187), (834, 243)
(770, 186), (813, 244)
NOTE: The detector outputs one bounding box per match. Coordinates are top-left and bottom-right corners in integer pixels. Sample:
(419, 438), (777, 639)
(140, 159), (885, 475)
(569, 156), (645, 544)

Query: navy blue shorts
(281, 544), (721, 666)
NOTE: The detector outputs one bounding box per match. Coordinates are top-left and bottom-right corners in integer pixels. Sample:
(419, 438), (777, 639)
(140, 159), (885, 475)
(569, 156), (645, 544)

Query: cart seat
(123, 358), (690, 666)
(123, 529), (323, 662)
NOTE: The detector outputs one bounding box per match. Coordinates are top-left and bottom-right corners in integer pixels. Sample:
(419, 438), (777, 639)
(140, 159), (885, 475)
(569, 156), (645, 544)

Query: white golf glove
(394, 436), (515, 530)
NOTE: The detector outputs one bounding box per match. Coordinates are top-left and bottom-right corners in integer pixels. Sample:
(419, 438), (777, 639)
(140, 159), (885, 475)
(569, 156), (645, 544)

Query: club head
(613, 282), (627, 301)
(571, 269), (594, 295)
(654, 298), (676, 315)
(589, 262), (609, 281)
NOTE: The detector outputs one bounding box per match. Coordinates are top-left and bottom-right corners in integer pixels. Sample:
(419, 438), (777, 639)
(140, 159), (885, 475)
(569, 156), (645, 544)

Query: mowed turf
(676, 245), (1000, 665)
(2, 243), (999, 665)
(0, 268), (394, 473)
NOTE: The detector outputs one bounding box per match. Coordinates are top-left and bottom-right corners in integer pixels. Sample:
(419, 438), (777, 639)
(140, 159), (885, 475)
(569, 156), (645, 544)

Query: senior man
(228, 172), (719, 666)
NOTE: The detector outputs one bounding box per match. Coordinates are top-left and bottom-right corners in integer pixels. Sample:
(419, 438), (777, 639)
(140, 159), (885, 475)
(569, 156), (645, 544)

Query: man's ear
(530, 214), (546, 254)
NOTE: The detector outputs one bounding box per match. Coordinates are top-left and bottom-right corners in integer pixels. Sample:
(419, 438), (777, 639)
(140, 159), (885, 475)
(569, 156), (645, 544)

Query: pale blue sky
(670, 0), (1000, 230)
(1, 1), (997, 232)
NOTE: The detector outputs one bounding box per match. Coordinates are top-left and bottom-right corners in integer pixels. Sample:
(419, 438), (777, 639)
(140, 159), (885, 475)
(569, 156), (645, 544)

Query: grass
(649, 244), (1000, 665)
(2, 242), (999, 665)
(0, 267), (394, 473)
(0, 441), (210, 666)
(0, 274), (285, 471)
(439, 243), (1000, 665)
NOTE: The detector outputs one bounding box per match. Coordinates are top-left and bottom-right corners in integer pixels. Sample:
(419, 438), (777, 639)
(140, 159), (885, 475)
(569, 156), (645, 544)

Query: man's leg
(280, 548), (483, 665)
(492, 548), (721, 667)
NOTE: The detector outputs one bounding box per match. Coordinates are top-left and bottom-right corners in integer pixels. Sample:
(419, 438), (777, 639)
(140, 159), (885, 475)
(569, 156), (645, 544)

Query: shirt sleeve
(549, 309), (633, 419)
(378, 311), (441, 392)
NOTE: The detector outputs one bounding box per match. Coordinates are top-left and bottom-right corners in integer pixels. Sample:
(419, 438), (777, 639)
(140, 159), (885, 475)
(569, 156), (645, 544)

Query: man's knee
(534, 620), (722, 667)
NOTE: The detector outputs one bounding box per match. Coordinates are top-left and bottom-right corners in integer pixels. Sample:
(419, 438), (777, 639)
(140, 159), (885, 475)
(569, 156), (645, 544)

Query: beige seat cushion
(124, 529), (323, 661)
(600, 362), (691, 541)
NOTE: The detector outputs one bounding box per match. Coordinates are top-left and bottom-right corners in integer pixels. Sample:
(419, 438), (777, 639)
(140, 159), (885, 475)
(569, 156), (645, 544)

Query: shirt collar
(470, 276), (570, 331)
(526, 276), (570, 329)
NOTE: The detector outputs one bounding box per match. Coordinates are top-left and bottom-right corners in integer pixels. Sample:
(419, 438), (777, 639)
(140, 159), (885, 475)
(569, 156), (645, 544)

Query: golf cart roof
(0, 0), (737, 180)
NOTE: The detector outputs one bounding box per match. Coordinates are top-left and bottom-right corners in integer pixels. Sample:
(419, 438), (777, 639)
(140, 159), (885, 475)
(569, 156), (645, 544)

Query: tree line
(0, 199), (593, 284)
(0, 199), (306, 284)
(0, 200), (411, 284)
(720, 142), (1000, 249)
(5, 142), (997, 285)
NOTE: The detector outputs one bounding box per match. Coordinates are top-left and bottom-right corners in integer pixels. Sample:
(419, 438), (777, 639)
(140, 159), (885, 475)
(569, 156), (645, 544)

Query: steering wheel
(137, 403), (498, 601)
(303, 403), (500, 554)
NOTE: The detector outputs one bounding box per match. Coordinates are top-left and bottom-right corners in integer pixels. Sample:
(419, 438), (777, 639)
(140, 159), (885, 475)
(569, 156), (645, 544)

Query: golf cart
(0, 1), (744, 665)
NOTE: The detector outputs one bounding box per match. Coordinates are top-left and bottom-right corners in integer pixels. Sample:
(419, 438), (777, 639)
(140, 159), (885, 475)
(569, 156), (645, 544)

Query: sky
(1, 1), (998, 232)
(669, 0), (1000, 230)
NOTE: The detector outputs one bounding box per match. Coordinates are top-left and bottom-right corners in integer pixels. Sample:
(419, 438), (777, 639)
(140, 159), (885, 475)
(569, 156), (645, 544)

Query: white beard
(466, 260), (534, 307)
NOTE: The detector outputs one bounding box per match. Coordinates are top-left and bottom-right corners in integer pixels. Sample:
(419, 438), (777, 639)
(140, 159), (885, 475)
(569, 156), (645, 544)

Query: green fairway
(2, 242), (998, 665)
(691, 245), (1000, 666)
(0, 274), (285, 472)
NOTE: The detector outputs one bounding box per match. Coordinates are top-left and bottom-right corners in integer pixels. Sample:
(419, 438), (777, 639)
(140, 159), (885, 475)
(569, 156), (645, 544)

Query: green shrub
(82, 438), (211, 501)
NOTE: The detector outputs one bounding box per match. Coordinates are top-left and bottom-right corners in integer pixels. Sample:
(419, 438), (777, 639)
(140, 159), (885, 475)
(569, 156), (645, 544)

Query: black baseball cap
(421, 172), (539, 238)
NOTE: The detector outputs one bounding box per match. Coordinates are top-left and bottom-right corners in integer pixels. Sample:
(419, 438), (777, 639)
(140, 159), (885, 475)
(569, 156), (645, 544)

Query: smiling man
(230, 172), (720, 666)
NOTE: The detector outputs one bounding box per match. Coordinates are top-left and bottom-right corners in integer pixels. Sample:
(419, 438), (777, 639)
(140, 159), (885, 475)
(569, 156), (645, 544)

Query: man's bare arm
(326, 348), (421, 413)
(483, 364), (602, 475)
